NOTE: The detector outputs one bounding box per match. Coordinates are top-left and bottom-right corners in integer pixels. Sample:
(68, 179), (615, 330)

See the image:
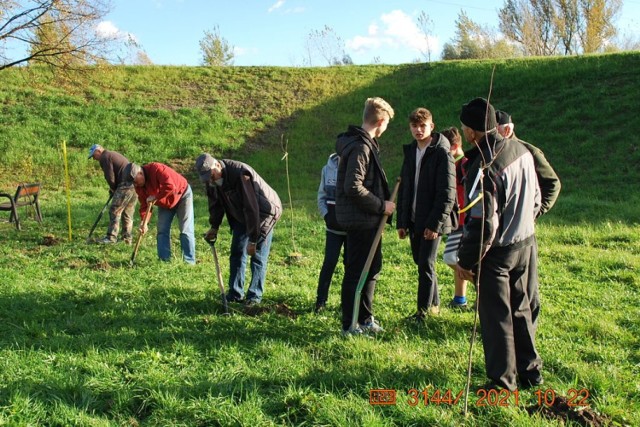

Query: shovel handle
(130, 202), (154, 265)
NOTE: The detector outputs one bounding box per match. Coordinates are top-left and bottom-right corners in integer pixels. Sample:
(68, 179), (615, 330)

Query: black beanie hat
(460, 97), (497, 131)
(495, 110), (513, 126)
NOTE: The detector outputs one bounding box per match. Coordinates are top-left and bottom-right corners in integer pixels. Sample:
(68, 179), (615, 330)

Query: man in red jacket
(124, 162), (196, 264)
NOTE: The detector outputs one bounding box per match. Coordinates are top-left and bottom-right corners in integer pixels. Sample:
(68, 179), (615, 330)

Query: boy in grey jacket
(315, 153), (346, 313)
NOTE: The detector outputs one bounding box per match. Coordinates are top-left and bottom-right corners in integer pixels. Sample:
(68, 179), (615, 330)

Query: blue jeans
(156, 185), (196, 264)
(227, 223), (273, 303)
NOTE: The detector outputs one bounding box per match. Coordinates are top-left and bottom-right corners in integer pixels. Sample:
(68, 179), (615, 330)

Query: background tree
(0, 0), (112, 71)
(579, 0), (622, 53)
(499, 0), (560, 56)
(499, 0), (622, 55)
(304, 25), (351, 66)
(199, 25), (234, 66)
(416, 10), (434, 62)
(442, 11), (519, 60)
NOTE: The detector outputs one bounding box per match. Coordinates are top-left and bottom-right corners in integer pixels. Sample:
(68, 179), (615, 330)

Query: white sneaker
(361, 317), (384, 334)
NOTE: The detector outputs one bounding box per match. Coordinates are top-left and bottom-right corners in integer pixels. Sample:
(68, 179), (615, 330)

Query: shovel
(86, 193), (113, 243)
(130, 201), (154, 266)
(205, 237), (230, 315)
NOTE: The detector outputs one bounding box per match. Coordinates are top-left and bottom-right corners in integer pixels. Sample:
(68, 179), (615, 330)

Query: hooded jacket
(457, 132), (541, 270)
(335, 125), (390, 231)
(206, 159), (282, 243)
(317, 153), (345, 234)
(396, 133), (457, 235)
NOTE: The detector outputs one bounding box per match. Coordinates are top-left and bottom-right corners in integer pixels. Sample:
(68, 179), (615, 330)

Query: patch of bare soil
(92, 260), (112, 271)
(527, 396), (612, 426)
(41, 234), (61, 246)
(243, 303), (297, 319)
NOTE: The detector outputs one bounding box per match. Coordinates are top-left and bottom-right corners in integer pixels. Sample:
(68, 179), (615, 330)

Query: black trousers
(478, 242), (542, 391)
(341, 228), (381, 331)
(409, 227), (441, 312)
(316, 230), (347, 305)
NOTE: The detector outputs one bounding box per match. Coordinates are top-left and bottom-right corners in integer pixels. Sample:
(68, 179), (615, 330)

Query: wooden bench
(0, 183), (43, 230)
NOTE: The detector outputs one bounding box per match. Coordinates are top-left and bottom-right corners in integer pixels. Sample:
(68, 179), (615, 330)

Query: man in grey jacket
(196, 154), (282, 306)
(335, 97), (396, 335)
(456, 98), (542, 392)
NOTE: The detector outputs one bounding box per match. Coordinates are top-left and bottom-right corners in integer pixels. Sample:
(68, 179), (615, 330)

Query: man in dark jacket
(88, 144), (137, 244)
(496, 109), (561, 328)
(335, 97), (396, 335)
(456, 98), (542, 392)
(196, 153), (282, 306)
(396, 108), (457, 321)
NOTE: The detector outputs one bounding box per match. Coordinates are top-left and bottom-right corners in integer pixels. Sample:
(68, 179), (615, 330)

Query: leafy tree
(442, 11), (519, 60)
(199, 25), (234, 66)
(499, 0), (560, 56)
(499, 0), (622, 55)
(0, 0), (112, 71)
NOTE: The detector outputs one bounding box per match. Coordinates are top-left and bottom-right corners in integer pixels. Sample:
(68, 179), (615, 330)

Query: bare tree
(0, 0), (112, 71)
(304, 25), (351, 66)
(199, 25), (234, 66)
(417, 10), (434, 62)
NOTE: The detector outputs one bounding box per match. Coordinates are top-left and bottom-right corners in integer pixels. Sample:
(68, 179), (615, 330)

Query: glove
(204, 228), (218, 243)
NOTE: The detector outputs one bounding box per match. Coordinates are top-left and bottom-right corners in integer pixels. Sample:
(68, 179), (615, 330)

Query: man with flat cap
(123, 162), (196, 264)
(456, 98), (543, 392)
(196, 154), (282, 306)
(88, 144), (137, 244)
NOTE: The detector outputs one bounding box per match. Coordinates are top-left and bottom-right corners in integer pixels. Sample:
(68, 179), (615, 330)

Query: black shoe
(225, 295), (244, 303)
(520, 375), (544, 390)
(244, 299), (260, 307)
(406, 312), (426, 323)
(314, 302), (326, 313)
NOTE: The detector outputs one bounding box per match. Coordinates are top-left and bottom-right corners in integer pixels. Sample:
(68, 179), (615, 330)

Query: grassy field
(0, 53), (639, 426)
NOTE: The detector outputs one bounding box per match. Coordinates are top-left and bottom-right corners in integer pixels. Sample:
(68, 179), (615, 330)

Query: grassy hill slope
(0, 54), (638, 426)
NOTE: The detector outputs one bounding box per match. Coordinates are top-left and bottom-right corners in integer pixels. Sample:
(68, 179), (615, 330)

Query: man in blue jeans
(196, 153), (282, 306)
(124, 162), (196, 264)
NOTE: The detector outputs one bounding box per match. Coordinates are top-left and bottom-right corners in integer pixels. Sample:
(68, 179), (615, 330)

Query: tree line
(1, 0), (636, 73)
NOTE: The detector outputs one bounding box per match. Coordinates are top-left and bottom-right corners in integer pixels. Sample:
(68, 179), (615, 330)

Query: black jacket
(335, 125), (390, 231)
(396, 133), (457, 235)
(206, 160), (282, 242)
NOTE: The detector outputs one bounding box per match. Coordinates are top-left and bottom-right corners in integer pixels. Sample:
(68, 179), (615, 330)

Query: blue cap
(88, 144), (102, 159)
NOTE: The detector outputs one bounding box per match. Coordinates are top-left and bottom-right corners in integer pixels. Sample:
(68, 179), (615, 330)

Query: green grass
(0, 54), (639, 425)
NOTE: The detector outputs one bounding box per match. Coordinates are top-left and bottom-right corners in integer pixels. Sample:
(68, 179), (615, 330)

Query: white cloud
(95, 20), (138, 44)
(268, 0), (285, 13)
(346, 10), (438, 59)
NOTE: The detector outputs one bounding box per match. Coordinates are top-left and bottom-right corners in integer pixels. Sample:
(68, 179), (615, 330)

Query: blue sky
(100, 0), (640, 66)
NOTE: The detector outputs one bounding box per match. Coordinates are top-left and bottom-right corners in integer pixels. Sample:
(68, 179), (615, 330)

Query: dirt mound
(41, 234), (61, 246)
(527, 395), (612, 426)
(243, 303), (297, 319)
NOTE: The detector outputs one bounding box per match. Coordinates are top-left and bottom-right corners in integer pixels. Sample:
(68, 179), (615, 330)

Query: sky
(100, 0), (640, 66)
